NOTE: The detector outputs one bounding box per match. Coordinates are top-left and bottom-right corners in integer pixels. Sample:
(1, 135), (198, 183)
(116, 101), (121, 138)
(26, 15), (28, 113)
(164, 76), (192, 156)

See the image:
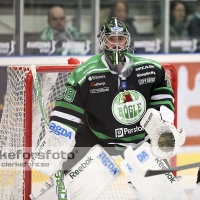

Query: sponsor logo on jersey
(135, 65), (154, 71)
(138, 77), (156, 85)
(90, 87), (109, 93)
(136, 71), (156, 77)
(49, 122), (73, 140)
(88, 75), (106, 81)
(90, 82), (106, 87)
(112, 90), (146, 125)
(136, 150), (150, 163)
(83, 66), (96, 75)
(98, 152), (119, 175)
(76, 65), (87, 73)
(75, 59), (98, 73)
(115, 126), (144, 138)
(155, 158), (176, 183)
(68, 156), (93, 179)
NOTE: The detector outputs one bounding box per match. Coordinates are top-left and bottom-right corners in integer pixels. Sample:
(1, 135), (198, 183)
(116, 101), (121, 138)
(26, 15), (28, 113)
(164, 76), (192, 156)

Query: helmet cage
(98, 25), (130, 52)
(97, 17), (131, 65)
(103, 33), (129, 52)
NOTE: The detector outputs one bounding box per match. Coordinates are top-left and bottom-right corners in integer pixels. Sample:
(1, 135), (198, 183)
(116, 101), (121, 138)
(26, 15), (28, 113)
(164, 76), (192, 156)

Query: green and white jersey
(50, 53), (174, 146)
(40, 26), (87, 42)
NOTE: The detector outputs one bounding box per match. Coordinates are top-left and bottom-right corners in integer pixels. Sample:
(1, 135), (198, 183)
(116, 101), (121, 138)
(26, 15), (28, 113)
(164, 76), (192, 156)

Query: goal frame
(22, 63), (177, 200)
(24, 65), (77, 199)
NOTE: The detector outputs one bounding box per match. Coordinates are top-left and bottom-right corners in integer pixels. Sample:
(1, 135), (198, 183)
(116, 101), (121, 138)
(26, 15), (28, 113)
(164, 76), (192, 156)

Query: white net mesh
(0, 66), (72, 200)
(0, 67), (28, 200)
(0, 64), (176, 200)
(31, 70), (71, 199)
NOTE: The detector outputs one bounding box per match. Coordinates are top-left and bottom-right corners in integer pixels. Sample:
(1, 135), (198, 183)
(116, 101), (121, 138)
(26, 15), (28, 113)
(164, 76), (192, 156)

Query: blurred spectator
(170, 1), (189, 38)
(188, 0), (200, 38)
(109, 1), (138, 37)
(154, 1), (189, 39)
(39, 5), (90, 55)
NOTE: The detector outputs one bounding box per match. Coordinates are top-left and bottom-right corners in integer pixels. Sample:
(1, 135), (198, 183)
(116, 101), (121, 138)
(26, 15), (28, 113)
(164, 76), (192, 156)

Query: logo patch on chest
(112, 90), (146, 125)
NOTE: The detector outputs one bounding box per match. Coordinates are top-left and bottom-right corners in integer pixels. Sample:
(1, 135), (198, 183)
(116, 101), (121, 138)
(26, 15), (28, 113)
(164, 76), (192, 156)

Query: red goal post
(0, 61), (177, 200)
(162, 64), (178, 176)
(24, 65), (77, 200)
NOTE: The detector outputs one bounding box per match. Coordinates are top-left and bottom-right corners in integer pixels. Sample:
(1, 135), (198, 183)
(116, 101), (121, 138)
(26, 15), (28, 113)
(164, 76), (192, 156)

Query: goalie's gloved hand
(140, 108), (185, 159)
(29, 121), (75, 176)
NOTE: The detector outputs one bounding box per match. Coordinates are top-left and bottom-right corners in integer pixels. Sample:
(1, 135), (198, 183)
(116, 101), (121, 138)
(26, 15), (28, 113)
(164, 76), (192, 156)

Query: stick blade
(145, 169), (173, 177)
(145, 162), (200, 177)
(145, 170), (159, 177)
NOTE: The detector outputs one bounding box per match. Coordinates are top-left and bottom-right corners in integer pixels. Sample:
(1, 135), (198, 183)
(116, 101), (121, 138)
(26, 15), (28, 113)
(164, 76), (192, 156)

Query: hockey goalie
(29, 17), (187, 200)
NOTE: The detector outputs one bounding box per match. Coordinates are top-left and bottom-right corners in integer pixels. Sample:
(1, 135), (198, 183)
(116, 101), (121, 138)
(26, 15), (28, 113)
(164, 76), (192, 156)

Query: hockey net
(0, 61), (177, 200)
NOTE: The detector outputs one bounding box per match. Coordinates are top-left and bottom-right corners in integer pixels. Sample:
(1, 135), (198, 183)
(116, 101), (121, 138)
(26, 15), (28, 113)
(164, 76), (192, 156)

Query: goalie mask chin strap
(105, 55), (125, 74)
(105, 55), (133, 79)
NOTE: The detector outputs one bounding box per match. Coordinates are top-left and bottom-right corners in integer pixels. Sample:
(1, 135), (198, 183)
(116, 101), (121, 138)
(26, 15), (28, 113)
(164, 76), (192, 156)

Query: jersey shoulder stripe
(51, 110), (81, 123)
(74, 53), (103, 74)
(151, 94), (174, 102)
(78, 68), (110, 85)
(149, 100), (174, 111)
(55, 101), (84, 114)
(154, 86), (174, 93)
(67, 53), (109, 86)
(50, 116), (78, 132)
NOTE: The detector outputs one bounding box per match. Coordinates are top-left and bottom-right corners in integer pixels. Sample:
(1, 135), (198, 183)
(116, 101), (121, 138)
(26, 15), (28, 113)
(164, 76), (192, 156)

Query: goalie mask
(97, 17), (133, 77)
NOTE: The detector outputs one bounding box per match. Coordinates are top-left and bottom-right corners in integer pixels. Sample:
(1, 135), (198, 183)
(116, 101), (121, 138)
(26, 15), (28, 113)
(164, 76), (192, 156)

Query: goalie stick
(145, 162), (200, 177)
